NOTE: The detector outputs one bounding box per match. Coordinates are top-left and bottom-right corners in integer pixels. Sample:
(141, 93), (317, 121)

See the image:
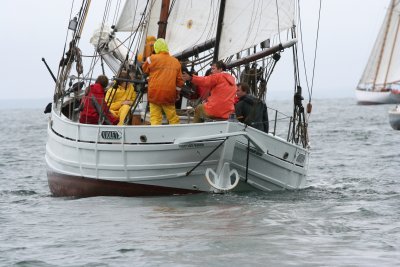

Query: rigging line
(192, 1), (217, 47)
(297, 0), (308, 89)
(298, 0), (322, 101)
(89, 0), (111, 81)
(167, 0), (177, 18)
(57, 0), (76, 79)
(275, 0), (282, 44)
(126, 0), (147, 50)
(310, 0), (322, 100)
(112, 0), (122, 26)
(125, 0), (151, 65)
(81, 29), (137, 58)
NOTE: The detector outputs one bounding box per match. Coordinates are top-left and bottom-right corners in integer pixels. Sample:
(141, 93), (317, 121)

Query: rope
(275, 0), (282, 44)
(298, 0), (322, 102)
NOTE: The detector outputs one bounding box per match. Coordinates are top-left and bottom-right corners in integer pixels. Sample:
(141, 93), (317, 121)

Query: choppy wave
(1, 100), (400, 266)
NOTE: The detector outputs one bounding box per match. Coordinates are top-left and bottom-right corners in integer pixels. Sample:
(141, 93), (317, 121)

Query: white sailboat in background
(44, 0), (319, 197)
(356, 0), (400, 104)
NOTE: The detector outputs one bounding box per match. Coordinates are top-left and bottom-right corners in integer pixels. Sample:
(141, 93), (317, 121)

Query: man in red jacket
(182, 61), (236, 122)
(79, 75), (118, 125)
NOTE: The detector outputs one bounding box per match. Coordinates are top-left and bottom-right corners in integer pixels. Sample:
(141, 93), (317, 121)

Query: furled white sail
(217, 0), (295, 60)
(359, 0), (400, 89)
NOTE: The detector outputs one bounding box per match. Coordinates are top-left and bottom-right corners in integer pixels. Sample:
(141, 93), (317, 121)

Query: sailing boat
(44, 0), (316, 197)
(356, 0), (400, 104)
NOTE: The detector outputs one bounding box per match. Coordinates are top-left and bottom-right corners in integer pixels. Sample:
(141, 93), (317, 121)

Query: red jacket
(142, 52), (184, 105)
(79, 83), (118, 125)
(191, 72), (236, 119)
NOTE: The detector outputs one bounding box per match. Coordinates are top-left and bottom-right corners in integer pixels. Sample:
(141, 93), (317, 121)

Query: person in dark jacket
(235, 82), (269, 132)
(79, 75), (118, 125)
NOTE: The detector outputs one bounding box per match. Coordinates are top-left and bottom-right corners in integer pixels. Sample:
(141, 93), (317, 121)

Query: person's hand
(182, 72), (192, 81)
(122, 100), (132, 105)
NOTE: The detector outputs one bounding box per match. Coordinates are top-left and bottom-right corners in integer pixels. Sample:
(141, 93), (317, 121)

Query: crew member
(142, 38), (184, 125)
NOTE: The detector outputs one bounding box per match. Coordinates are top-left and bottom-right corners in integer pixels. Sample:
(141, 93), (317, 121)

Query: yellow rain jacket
(105, 83), (136, 125)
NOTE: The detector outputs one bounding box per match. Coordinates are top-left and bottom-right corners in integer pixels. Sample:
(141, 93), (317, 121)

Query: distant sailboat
(356, 0), (400, 104)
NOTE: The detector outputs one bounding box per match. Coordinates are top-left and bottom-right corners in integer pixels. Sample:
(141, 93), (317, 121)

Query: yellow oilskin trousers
(109, 105), (131, 126)
(149, 103), (180, 125)
(105, 83), (136, 126)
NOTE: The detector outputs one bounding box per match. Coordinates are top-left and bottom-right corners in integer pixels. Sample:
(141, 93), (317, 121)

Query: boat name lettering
(101, 130), (122, 140)
(179, 143), (205, 149)
(249, 147), (263, 156)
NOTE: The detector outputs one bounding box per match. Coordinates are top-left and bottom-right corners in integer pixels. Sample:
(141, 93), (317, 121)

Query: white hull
(45, 108), (309, 197)
(356, 89), (400, 105)
(389, 106), (400, 130)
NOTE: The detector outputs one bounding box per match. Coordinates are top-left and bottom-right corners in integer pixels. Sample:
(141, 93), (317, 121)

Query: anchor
(204, 135), (240, 192)
(205, 162), (239, 191)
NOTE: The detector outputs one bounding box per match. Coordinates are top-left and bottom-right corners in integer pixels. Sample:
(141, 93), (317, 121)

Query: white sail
(165, 0), (218, 54)
(143, 0), (218, 55)
(218, 0), (296, 60)
(139, 0), (294, 58)
(115, 0), (149, 32)
(359, 0), (400, 89)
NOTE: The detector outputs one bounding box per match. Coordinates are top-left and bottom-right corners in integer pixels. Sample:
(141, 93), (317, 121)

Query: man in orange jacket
(182, 61), (236, 122)
(142, 38), (184, 125)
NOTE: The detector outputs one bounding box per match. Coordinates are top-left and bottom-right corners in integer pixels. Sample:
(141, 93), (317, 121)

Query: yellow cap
(146, 36), (156, 42)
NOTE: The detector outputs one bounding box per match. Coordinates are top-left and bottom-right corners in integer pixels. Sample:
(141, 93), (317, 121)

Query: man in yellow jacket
(105, 71), (137, 126)
(142, 38), (184, 125)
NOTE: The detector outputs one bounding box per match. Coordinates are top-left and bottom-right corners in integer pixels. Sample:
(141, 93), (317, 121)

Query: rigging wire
(112, 0), (122, 26)
(297, 0), (322, 102)
(275, 0), (282, 44)
(58, 0), (76, 79)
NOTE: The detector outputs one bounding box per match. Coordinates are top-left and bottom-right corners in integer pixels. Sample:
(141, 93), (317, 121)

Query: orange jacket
(191, 72), (236, 119)
(142, 52), (184, 105)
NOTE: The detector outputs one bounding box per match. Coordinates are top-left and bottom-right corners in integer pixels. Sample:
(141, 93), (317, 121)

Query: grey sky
(0, 0), (390, 100)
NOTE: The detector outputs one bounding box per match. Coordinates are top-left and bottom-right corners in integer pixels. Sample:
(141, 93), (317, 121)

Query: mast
(373, 0), (395, 90)
(157, 0), (170, 39)
(213, 0), (226, 62)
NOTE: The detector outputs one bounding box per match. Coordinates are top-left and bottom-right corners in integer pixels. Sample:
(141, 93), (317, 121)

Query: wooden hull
(47, 170), (201, 197)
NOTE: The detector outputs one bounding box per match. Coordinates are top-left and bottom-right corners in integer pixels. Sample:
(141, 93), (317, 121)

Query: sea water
(0, 98), (399, 266)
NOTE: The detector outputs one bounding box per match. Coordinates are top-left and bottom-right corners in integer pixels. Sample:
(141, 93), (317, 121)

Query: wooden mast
(373, 0), (395, 90)
(213, 0), (226, 62)
(157, 0), (170, 39)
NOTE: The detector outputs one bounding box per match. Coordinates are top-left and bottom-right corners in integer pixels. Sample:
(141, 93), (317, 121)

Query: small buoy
(307, 102), (312, 114)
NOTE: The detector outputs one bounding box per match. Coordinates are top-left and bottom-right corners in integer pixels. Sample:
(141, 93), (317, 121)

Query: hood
(220, 72), (236, 86)
(154, 38), (169, 54)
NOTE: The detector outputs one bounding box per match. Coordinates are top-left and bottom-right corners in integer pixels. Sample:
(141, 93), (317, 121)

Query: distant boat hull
(355, 89), (400, 105)
(389, 107), (400, 130)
